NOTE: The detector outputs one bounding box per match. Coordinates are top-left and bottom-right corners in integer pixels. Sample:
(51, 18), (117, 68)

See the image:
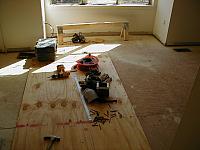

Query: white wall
(166, 0), (200, 45)
(45, 1), (158, 36)
(153, 0), (174, 44)
(0, 0), (43, 51)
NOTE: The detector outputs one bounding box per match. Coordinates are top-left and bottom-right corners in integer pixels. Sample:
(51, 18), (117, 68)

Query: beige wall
(153, 0), (174, 44)
(0, 25), (4, 52)
(0, 1), (4, 52)
(166, 0), (200, 45)
(0, 0), (43, 51)
(45, 1), (158, 36)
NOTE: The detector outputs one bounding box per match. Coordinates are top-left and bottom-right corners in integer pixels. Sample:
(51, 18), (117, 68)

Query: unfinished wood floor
(0, 35), (200, 150)
(12, 53), (150, 150)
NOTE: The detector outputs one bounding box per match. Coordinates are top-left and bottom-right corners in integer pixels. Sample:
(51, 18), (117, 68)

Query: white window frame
(50, 0), (153, 6)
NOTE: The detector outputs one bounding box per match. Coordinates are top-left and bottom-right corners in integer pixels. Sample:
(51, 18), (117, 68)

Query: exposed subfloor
(0, 35), (200, 150)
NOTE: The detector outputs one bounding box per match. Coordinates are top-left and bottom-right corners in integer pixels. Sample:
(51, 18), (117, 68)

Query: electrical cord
(45, 22), (55, 38)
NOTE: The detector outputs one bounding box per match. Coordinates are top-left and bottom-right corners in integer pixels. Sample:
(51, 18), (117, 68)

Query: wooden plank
(12, 53), (150, 150)
(123, 23), (129, 41)
(58, 21), (128, 30)
(57, 26), (64, 45)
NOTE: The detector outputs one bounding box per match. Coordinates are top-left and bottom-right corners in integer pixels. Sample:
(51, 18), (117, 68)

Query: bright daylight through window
(51, 0), (151, 5)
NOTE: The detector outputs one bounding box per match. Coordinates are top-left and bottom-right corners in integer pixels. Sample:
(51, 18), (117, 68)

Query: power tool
(79, 70), (112, 102)
(50, 65), (70, 79)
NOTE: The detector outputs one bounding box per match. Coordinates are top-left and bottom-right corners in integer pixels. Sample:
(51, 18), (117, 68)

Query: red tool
(76, 54), (99, 71)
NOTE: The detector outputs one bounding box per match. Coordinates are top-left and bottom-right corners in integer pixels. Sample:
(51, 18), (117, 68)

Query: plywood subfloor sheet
(12, 53), (151, 150)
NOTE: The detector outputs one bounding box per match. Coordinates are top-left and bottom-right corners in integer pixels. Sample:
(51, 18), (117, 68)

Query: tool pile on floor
(74, 54), (121, 129)
(71, 32), (86, 43)
(75, 54), (115, 103)
(79, 70), (113, 103)
(90, 108), (123, 130)
(49, 53), (99, 80)
(49, 53), (120, 130)
(50, 53), (115, 104)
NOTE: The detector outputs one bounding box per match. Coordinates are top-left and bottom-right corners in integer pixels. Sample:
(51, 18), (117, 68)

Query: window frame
(50, 0), (153, 6)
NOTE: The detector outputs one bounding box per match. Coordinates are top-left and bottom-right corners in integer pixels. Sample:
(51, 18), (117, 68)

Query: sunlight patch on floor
(32, 54), (100, 73)
(72, 44), (121, 54)
(0, 59), (29, 76)
(56, 46), (81, 54)
(32, 43), (120, 74)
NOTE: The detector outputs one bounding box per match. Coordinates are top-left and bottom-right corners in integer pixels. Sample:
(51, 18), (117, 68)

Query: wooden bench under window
(57, 21), (129, 45)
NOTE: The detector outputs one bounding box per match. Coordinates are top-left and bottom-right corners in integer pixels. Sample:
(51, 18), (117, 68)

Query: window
(51, 0), (151, 5)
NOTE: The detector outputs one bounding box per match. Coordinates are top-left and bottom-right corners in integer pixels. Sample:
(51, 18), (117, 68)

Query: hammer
(44, 135), (60, 150)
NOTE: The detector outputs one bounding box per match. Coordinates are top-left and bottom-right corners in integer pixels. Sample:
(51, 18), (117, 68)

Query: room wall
(153, 0), (174, 44)
(0, 0), (43, 51)
(0, 2), (4, 52)
(44, 0), (158, 36)
(0, 25), (4, 52)
(166, 0), (200, 45)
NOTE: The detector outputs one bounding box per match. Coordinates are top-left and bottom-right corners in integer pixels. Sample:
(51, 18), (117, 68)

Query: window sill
(50, 3), (153, 8)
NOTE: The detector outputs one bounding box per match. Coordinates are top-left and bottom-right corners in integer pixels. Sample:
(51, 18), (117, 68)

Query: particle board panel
(12, 53), (151, 150)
